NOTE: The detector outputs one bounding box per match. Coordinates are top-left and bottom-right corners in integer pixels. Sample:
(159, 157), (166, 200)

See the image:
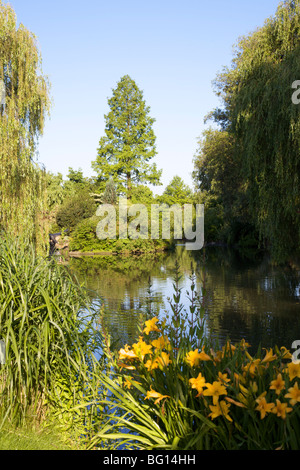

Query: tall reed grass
(0, 236), (104, 442)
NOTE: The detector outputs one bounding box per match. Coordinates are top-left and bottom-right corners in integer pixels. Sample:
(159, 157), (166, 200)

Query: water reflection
(68, 246), (300, 353)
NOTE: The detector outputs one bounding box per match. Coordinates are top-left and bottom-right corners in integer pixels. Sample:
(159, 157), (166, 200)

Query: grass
(0, 425), (74, 450)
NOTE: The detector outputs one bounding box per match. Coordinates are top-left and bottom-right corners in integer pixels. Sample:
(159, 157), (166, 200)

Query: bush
(69, 214), (170, 254)
(56, 190), (96, 230)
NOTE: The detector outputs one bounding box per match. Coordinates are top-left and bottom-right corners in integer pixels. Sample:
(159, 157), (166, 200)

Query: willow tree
(0, 1), (51, 251)
(92, 75), (162, 199)
(210, 0), (300, 261)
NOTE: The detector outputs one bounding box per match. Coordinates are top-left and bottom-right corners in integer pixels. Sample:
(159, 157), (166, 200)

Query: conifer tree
(103, 176), (117, 205)
(92, 75), (162, 199)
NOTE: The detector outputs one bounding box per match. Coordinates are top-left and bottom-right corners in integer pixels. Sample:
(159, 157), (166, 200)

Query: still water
(68, 246), (300, 354)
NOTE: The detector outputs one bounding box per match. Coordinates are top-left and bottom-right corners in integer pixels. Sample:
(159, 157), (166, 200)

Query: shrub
(56, 190), (96, 230)
(69, 214), (170, 254)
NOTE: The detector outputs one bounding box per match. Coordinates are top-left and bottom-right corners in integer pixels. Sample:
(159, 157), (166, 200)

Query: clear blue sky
(5, 0), (280, 194)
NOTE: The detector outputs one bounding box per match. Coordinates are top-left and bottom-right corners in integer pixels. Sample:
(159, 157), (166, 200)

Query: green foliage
(158, 176), (194, 206)
(46, 172), (65, 211)
(0, 424), (73, 450)
(197, 192), (224, 243)
(92, 75), (162, 199)
(208, 0), (300, 261)
(0, 1), (51, 252)
(56, 190), (96, 230)
(193, 128), (259, 248)
(0, 236), (103, 433)
(103, 177), (118, 205)
(67, 167), (86, 185)
(69, 214), (169, 254)
(131, 184), (155, 204)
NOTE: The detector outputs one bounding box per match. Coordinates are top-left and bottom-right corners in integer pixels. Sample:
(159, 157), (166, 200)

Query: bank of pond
(0, 237), (300, 450)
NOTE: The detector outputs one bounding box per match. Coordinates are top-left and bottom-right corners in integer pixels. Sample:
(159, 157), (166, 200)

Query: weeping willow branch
(0, 1), (51, 252)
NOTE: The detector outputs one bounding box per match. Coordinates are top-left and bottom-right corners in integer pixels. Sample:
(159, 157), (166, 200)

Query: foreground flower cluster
(116, 316), (300, 445)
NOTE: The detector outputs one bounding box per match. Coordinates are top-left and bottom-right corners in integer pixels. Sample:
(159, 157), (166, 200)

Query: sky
(4, 0), (280, 194)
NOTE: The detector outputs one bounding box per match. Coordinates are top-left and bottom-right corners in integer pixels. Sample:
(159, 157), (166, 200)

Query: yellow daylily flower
(242, 359), (261, 377)
(239, 339), (251, 349)
(218, 372), (230, 385)
(132, 338), (153, 360)
(285, 382), (300, 406)
(261, 348), (277, 363)
(117, 362), (136, 371)
(123, 378), (132, 389)
(144, 358), (159, 371)
(272, 399), (293, 420)
(210, 348), (223, 361)
(280, 347), (293, 360)
(286, 362), (300, 381)
(144, 352), (171, 370)
(151, 336), (171, 351)
(157, 351), (171, 368)
(186, 349), (202, 367)
(145, 387), (170, 404)
(222, 341), (236, 357)
(250, 381), (258, 394)
(203, 381), (227, 405)
(198, 347), (212, 361)
(234, 373), (246, 386)
(143, 317), (161, 335)
(123, 378), (141, 390)
(189, 373), (207, 397)
(255, 393), (275, 419)
(269, 373), (285, 395)
(118, 344), (138, 361)
(186, 348), (212, 367)
(208, 400), (232, 422)
(237, 383), (254, 407)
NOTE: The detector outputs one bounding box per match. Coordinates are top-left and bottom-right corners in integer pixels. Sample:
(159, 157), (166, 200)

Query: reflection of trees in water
(68, 253), (167, 348)
(198, 248), (300, 351)
(68, 246), (300, 352)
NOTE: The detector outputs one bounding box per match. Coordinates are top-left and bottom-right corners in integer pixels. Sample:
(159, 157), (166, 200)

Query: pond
(67, 245), (300, 355)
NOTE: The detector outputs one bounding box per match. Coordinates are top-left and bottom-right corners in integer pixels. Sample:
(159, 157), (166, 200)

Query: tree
(102, 177), (118, 205)
(206, 0), (300, 261)
(67, 167), (86, 185)
(92, 75), (162, 199)
(56, 190), (96, 231)
(193, 129), (256, 245)
(193, 128), (249, 218)
(46, 171), (65, 211)
(0, 1), (51, 250)
(159, 176), (194, 206)
(131, 184), (154, 205)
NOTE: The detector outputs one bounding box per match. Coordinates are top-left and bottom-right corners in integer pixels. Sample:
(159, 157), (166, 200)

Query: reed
(0, 235), (102, 433)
